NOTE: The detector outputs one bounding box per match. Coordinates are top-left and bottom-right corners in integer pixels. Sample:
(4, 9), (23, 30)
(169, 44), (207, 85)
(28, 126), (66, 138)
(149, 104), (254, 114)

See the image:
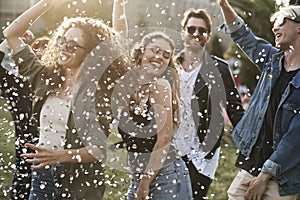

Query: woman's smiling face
(140, 37), (173, 76)
(56, 27), (87, 70)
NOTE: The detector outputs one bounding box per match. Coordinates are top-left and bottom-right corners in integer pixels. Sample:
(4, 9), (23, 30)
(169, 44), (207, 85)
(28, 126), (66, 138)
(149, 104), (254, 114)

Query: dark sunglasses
(56, 36), (85, 53)
(186, 26), (208, 35)
(146, 47), (172, 59)
(273, 16), (300, 28)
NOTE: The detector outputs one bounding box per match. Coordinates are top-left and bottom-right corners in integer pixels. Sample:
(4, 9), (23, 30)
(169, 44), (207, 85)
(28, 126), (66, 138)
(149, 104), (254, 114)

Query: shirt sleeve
(12, 45), (45, 93)
(261, 159), (280, 178)
(218, 16), (245, 34)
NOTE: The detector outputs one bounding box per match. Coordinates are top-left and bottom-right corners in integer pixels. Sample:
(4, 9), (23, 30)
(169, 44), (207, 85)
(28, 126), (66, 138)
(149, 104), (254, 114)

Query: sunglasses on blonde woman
(56, 36), (86, 53)
(146, 47), (172, 59)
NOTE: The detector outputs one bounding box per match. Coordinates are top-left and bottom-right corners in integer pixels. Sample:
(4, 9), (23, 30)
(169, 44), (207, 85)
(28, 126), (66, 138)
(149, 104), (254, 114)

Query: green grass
(208, 134), (239, 199)
(0, 99), (238, 200)
(0, 99), (16, 199)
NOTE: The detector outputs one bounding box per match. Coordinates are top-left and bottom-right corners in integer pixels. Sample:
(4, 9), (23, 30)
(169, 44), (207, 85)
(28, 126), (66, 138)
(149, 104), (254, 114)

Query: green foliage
(220, 0), (280, 92)
(229, 0), (276, 43)
(209, 34), (225, 58)
(0, 99), (15, 199)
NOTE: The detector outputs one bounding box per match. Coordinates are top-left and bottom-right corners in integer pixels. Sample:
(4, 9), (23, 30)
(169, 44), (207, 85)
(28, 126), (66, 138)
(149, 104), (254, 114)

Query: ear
(180, 30), (185, 41)
(206, 33), (212, 43)
(297, 25), (300, 34)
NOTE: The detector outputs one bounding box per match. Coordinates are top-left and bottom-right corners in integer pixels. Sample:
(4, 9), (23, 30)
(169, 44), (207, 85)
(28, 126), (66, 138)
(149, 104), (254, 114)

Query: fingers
(24, 143), (47, 152)
(30, 162), (50, 169)
(21, 143), (42, 158)
(135, 191), (148, 200)
(244, 185), (263, 200)
(245, 193), (261, 200)
(21, 152), (49, 159)
(242, 180), (250, 187)
(22, 155), (56, 169)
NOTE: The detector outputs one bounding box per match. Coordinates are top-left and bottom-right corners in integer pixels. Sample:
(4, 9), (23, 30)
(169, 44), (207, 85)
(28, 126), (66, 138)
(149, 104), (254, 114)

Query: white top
(173, 63), (220, 179)
(38, 96), (71, 150)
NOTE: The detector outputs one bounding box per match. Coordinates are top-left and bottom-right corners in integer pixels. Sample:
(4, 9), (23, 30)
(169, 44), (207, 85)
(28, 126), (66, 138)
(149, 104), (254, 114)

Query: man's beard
(186, 42), (205, 53)
(185, 37), (206, 52)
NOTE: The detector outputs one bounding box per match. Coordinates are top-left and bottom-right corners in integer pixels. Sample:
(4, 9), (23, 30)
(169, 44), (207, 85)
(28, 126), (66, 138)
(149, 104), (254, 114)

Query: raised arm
(217, 0), (237, 23)
(3, 0), (70, 55)
(0, 40), (9, 53)
(112, 0), (128, 34)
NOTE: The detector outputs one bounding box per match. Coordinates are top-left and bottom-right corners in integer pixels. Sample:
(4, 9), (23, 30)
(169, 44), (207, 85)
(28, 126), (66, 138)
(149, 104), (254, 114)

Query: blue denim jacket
(225, 17), (300, 196)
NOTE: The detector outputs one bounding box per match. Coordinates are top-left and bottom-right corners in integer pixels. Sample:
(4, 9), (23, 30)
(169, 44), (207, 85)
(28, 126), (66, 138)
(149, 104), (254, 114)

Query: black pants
(0, 64), (36, 200)
(182, 156), (213, 200)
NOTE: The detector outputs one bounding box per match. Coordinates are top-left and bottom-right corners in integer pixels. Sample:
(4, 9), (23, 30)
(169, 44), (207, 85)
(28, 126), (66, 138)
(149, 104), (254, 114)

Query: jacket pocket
(281, 101), (300, 131)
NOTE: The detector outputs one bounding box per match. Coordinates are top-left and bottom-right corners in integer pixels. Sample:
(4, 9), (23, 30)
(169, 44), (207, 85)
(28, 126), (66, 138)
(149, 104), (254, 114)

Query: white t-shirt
(173, 63), (220, 179)
(38, 96), (71, 150)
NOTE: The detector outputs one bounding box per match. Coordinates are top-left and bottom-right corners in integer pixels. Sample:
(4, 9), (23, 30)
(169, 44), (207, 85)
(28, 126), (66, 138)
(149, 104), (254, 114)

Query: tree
(289, 0), (300, 5)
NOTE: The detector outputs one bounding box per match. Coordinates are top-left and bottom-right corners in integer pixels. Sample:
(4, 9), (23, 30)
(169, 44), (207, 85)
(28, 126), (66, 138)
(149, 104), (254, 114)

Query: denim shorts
(127, 158), (192, 200)
(29, 164), (62, 200)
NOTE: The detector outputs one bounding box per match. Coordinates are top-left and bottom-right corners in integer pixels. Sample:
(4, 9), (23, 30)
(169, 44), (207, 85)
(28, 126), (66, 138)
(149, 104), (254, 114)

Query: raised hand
(216, 0), (237, 23)
(3, 0), (74, 54)
(217, 0), (228, 6)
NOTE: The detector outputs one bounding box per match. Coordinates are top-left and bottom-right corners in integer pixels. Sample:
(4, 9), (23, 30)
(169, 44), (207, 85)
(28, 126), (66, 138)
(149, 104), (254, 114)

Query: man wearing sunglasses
(173, 8), (244, 199)
(218, 0), (300, 199)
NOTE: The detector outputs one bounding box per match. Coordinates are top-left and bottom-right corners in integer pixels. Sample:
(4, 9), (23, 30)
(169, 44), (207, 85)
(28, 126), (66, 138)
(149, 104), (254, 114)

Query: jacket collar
(291, 69), (300, 88)
(272, 51), (300, 88)
(176, 50), (225, 95)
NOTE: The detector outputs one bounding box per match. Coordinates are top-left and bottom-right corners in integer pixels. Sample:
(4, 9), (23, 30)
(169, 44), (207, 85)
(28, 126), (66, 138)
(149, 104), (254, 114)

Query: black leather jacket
(176, 51), (244, 159)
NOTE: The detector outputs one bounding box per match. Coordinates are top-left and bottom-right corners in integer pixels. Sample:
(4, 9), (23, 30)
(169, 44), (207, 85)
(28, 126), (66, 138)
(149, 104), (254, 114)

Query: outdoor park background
(0, 0), (300, 199)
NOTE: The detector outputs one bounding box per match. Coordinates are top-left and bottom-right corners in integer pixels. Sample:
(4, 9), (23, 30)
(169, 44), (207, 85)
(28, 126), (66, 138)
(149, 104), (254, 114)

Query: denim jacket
(225, 17), (300, 195)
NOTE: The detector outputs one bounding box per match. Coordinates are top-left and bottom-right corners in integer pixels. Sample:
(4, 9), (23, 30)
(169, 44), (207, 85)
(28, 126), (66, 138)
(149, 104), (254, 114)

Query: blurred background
(0, 0), (299, 199)
(1, 0), (298, 92)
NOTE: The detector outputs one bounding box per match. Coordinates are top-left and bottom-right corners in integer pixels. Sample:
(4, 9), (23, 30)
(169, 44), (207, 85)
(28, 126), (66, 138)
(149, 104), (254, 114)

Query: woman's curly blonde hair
(40, 17), (128, 92)
(39, 17), (129, 134)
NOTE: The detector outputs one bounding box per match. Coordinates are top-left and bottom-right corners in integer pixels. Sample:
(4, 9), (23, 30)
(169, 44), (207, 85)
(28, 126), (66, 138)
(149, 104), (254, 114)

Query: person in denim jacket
(218, 0), (300, 199)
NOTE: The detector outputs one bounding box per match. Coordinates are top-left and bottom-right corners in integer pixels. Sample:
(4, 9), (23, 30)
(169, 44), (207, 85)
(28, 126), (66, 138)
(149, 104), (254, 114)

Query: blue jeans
(29, 164), (62, 200)
(127, 158), (192, 200)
